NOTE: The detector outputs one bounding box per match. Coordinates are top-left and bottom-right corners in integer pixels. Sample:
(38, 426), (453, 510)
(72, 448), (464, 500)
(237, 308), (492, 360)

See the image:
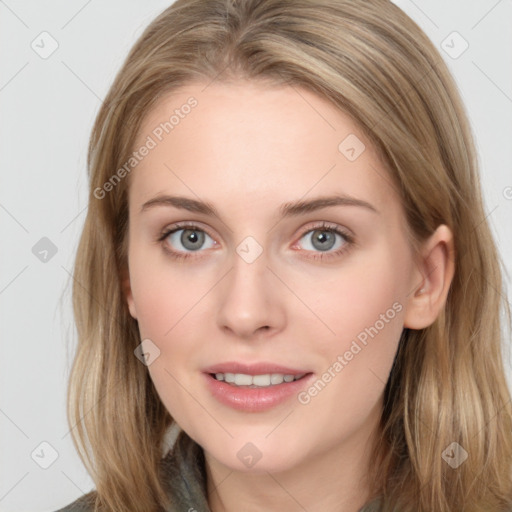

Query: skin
(123, 80), (454, 512)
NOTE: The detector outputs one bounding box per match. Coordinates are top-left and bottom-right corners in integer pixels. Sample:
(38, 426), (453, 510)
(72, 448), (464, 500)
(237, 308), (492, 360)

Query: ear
(403, 224), (455, 330)
(120, 264), (138, 320)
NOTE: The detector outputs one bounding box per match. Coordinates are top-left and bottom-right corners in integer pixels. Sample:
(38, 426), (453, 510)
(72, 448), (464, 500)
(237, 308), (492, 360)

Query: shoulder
(53, 490), (97, 512)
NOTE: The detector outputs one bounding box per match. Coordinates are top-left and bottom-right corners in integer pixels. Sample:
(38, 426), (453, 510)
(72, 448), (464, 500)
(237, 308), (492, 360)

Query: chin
(201, 434), (305, 474)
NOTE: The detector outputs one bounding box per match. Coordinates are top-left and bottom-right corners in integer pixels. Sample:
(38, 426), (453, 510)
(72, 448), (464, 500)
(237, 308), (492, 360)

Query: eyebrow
(140, 194), (379, 217)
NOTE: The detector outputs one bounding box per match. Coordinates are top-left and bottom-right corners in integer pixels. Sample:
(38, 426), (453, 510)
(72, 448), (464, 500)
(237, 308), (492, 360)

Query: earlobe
(121, 266), (137, 320)
(403, 224), (455, 330)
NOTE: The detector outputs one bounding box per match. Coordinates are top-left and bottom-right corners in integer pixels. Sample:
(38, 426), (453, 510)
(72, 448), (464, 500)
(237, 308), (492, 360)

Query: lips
(202, 361), (314, 412)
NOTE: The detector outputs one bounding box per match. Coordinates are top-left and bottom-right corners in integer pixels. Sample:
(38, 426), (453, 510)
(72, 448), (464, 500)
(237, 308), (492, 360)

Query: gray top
(54, 430), (381, 511)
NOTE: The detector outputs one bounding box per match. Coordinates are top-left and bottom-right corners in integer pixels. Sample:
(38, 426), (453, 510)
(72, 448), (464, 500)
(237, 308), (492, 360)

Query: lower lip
(203, 372), (314, 412)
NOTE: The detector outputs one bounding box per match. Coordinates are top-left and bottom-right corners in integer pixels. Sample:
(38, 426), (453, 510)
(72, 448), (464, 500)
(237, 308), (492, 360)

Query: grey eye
(298, 229), (346, 252)
(167, 228), (215, 252)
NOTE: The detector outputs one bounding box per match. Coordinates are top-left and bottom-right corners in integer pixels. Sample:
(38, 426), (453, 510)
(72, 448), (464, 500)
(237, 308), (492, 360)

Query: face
(124, 80), (421, 475)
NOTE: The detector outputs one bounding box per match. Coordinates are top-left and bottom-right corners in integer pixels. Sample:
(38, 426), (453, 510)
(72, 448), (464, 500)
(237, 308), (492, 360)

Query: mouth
(202, 364), (315, 412)
(209, 372), (308, 388)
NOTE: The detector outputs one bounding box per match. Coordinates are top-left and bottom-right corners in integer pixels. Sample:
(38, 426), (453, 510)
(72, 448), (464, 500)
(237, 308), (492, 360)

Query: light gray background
(1, 1), (511, 510)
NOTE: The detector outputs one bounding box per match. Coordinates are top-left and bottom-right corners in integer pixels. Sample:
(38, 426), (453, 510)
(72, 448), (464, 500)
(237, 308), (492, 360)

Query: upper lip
(203, 361), (311, 375)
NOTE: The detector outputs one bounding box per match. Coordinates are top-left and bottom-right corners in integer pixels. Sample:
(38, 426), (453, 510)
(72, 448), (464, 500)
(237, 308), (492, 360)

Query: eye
(157, 221), (354, 262)
(158, 223), (216, 260)
(294, 222), (354, 260)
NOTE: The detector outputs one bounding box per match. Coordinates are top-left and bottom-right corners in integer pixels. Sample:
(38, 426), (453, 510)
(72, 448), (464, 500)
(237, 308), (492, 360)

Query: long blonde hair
(68, 0), (512, 510)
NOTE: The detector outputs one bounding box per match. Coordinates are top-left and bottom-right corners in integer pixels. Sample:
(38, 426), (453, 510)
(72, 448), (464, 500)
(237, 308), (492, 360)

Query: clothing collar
(161, 429), (211, 512)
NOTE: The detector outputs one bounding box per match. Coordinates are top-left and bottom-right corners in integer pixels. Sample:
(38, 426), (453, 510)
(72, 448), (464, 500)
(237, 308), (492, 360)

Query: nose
(216, 244), (286, 341)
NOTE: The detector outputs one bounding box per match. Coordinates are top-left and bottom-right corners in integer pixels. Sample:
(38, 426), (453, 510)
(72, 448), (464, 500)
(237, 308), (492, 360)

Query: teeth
(252, 374), (271, 386)
(270, 374), (283, 385)
(213, 372), (306, 387)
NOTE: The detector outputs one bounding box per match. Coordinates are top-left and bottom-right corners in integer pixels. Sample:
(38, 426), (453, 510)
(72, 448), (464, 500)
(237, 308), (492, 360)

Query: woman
(56, 0), (512, 511)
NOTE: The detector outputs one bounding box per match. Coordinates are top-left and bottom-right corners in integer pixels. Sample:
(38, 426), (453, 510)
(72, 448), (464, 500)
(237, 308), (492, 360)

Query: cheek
(301, 246), (405, 356)
(292, 249), (406, 425)
(128, 247), (210, 340)
(129, 260), (204, 425)
(128, 249), (209, 406)
(294, 272), (404, 438)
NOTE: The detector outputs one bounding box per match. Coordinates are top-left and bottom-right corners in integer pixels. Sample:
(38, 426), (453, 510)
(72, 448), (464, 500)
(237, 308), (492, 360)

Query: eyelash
(157, 221), (355, 262)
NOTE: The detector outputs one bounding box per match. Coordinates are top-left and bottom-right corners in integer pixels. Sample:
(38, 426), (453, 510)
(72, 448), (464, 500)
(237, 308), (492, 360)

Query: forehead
(129, 80), (397, 218)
